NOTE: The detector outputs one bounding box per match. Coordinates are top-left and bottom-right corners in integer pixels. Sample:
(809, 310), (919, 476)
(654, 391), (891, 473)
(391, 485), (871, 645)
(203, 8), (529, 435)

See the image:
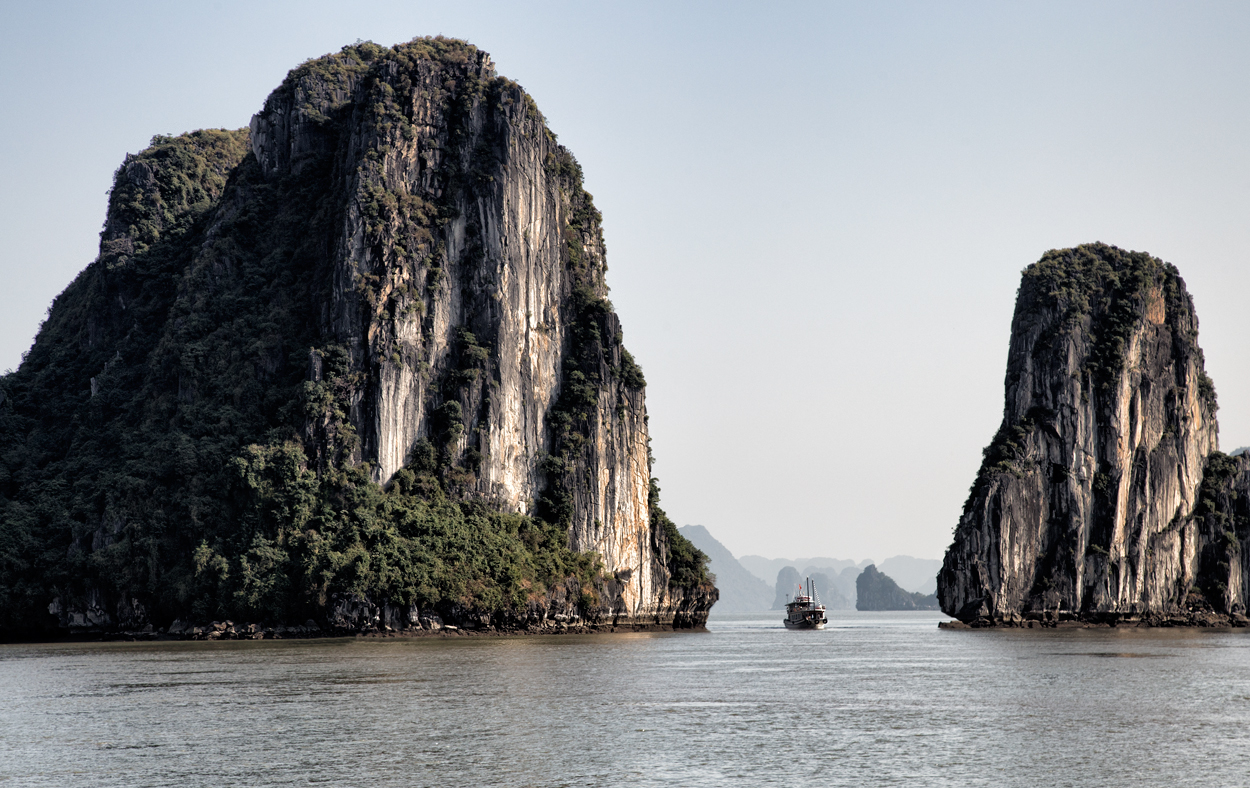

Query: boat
(783, 577), (827, 630)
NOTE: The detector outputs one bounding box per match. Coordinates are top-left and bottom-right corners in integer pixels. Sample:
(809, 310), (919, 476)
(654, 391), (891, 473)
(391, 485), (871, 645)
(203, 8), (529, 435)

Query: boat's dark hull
(783, 618), (826, 630)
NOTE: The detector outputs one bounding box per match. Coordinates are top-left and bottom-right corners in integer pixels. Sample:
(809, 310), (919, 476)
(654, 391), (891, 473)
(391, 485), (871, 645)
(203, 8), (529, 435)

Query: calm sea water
(3, 610), (1250, 787)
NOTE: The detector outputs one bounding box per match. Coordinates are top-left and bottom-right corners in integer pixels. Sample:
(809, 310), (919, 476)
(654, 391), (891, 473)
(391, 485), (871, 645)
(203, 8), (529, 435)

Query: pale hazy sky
(4, 2), (1250, 564)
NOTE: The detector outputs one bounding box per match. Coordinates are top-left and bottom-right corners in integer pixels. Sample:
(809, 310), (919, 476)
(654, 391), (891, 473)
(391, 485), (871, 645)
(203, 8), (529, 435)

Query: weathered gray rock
(245, 40), (691, 626)
(47, 588), (150, 632)
(0, 38), (712, 640)
(939, 245), (1226, 624)
(1175, 451), (1250, 616)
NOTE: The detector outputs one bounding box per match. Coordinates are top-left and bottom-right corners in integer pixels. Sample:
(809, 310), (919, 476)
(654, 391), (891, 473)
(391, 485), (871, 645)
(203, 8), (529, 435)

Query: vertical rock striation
(939, 244), (1232, 625)
(248, 42), (684, 623)
(243, 40), (714, 625)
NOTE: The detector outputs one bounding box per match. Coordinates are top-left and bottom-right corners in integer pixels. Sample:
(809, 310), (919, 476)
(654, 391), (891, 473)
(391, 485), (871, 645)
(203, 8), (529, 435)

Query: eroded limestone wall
(247, 44), (669, 621)
(939, 246), (1218, 623)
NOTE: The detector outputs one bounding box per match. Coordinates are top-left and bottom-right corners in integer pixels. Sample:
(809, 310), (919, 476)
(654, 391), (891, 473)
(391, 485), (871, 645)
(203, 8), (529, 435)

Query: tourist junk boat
(783, 577), (827, 630)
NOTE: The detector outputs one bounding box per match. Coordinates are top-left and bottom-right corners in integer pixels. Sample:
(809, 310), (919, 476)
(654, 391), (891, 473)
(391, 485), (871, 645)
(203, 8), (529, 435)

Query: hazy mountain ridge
(741, 555), (940, 595)
(772, 566), (854, 610)
(682, 527), (940, 612)
(679, 526), (771, 612)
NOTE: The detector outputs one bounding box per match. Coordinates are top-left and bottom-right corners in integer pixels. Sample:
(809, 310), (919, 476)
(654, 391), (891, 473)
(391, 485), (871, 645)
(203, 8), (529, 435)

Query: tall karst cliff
(0, 38), (714, 638)
(939, 243), (1250, 626)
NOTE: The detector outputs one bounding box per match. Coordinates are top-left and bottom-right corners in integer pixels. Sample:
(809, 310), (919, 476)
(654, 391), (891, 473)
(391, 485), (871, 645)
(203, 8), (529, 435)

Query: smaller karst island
(940, 243), (1250, 628)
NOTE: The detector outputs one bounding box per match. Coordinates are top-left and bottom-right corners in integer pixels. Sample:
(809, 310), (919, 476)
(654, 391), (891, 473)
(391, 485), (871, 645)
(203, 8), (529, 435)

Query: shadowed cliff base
(10, 589), (717, 644)
(0, 37), (714, 640)
(939, 243), (1250, 628)
(939, 609), (1250, 630)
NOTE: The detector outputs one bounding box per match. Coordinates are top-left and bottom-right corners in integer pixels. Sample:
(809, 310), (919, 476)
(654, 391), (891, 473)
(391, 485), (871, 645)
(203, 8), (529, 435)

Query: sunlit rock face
(248, 40), (691, 623)
(939, 244), (1234, 625)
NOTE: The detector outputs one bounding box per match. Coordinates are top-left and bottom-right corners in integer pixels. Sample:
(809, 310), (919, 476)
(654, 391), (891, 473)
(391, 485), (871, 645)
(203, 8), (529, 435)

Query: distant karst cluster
(679, 526), (940, 613)
(855, 565), (939, 611)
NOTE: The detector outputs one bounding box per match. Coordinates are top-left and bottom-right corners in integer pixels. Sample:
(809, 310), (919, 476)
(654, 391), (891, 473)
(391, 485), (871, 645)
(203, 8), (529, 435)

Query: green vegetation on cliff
(205, 441), (601, 622)
(648, 479), (709, 591)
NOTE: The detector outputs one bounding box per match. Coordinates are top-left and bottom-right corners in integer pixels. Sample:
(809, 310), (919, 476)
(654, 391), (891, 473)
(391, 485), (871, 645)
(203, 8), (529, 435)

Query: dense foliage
(0, 37), (705, 634)
(203, 441), (601, 622)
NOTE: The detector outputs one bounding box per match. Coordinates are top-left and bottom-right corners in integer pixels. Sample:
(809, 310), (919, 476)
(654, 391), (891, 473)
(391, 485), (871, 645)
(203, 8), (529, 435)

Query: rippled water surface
(4, 611), (1250, 786)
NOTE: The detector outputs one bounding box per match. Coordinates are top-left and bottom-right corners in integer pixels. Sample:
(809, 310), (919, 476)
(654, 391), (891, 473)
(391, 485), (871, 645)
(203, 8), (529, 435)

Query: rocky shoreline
(940, 611), (1250, 630)
(27, 575), (717, 645)
(3, 615), (709, 644)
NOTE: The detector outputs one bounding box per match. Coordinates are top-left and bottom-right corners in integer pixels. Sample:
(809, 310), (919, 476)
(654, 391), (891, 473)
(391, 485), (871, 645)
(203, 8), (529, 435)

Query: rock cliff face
(939, 244), (1234, 625)
(248, 41), (670, 620)
(0, 38), (713, 637)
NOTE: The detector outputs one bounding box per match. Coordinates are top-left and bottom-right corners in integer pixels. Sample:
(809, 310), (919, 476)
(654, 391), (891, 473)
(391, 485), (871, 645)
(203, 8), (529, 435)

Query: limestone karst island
(940, 243), (1250, 628)
(0, 38), (716, 640)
